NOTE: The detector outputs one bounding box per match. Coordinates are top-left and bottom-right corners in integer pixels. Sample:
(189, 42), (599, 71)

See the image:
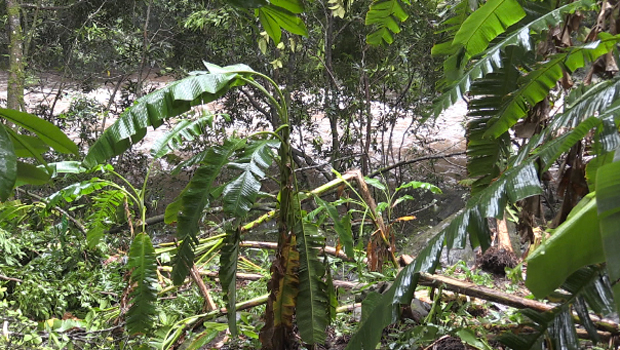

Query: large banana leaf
(172, 138), (245, 285)
(0, 123), (17, 201)
(596, 160), (620, 316)
(83, 64), (251, 168)
(296, 222), (330, 345)
(526, 193), (603, 297)
(485, 34), (620, 138)
(452, 0), (525, 56)
(126, 232), (158, 334)
(433, 0), (594, 114)
(365, 0), (410, 45)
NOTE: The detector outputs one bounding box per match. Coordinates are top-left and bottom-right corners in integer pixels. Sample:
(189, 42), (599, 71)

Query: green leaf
(314, 196), (354, 258)
(0, 108), (78, 155)
(433, 0), (595, 115)
(84, 66), (249, 167)
(9, 133), (49, 158)
(258, 7), (282, 44)
(453, 0), (525, 56)
(263, 5), (308, 36)
(220, 229), (240, 337)
(365, 0), (409, 45)
(526, 193), (603, 297)
(296, 221), (330, 345)
(485, 34), (620, 138)
(0, 123), (17, 201)
(186, 324), (229, 350)
(150, 114), (213, 159)
(15, 162), (51, 186)
(270, 0), (304, 14)
(596, 160), (620, 316)
(364, 177), (386, 191)
(172, 138), (245, 285)
(223, 139), (275, 217)
(126, 233), (158, 334)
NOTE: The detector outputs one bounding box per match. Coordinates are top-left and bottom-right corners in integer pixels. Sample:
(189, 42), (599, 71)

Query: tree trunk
(323, 9), (340, 169)
(7, 0), (25, 111)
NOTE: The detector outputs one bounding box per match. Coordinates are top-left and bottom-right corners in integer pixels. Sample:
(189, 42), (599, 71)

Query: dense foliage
(1, 0), (620, 349)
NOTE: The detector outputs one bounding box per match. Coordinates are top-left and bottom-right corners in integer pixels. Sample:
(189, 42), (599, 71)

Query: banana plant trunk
(260, 97), (300, 349)
(7, 0), (25, 111)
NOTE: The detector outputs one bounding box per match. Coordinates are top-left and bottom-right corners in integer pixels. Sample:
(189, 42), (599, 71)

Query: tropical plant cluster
(1, 0), (620, 349)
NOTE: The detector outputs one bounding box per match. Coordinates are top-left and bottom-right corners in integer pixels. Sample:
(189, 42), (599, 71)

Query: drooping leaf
(0, 108), (78, 155)
(526, 193), (603, 297)
(150, 114), (214, 159)
(222, 138), (275, 217)
(365, 0), (410, 45)
(296, 221), (330, 345)
(0, 123), (17, 201)
(220, 228), (240, 337)
(126, 233), (158, 334)
(466, 47), (521, 194)
(596, 160), (620, 316)
(452, 0), (525, 56)
(84, 65), (250, 167)
(172, 138), (245, 285)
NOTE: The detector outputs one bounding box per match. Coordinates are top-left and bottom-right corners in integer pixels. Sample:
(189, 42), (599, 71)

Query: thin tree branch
(368, 151), (467, 178)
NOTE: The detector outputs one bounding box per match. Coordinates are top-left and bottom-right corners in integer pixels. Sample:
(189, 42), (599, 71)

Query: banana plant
(84, 63), (333, 348)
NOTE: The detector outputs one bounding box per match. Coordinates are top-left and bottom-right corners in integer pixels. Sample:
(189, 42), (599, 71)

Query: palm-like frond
(86, 189), (126, 248)
(466, 46), (521, 194)
(83, 64), (252, 168)
(551, 78), (620, 131)
(433, 0), (593, 114)
(126, 232), (158, 334)
(365, 0), (410, 45)
(485, 34), (620, 138)
(296, 221), (330, 345)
